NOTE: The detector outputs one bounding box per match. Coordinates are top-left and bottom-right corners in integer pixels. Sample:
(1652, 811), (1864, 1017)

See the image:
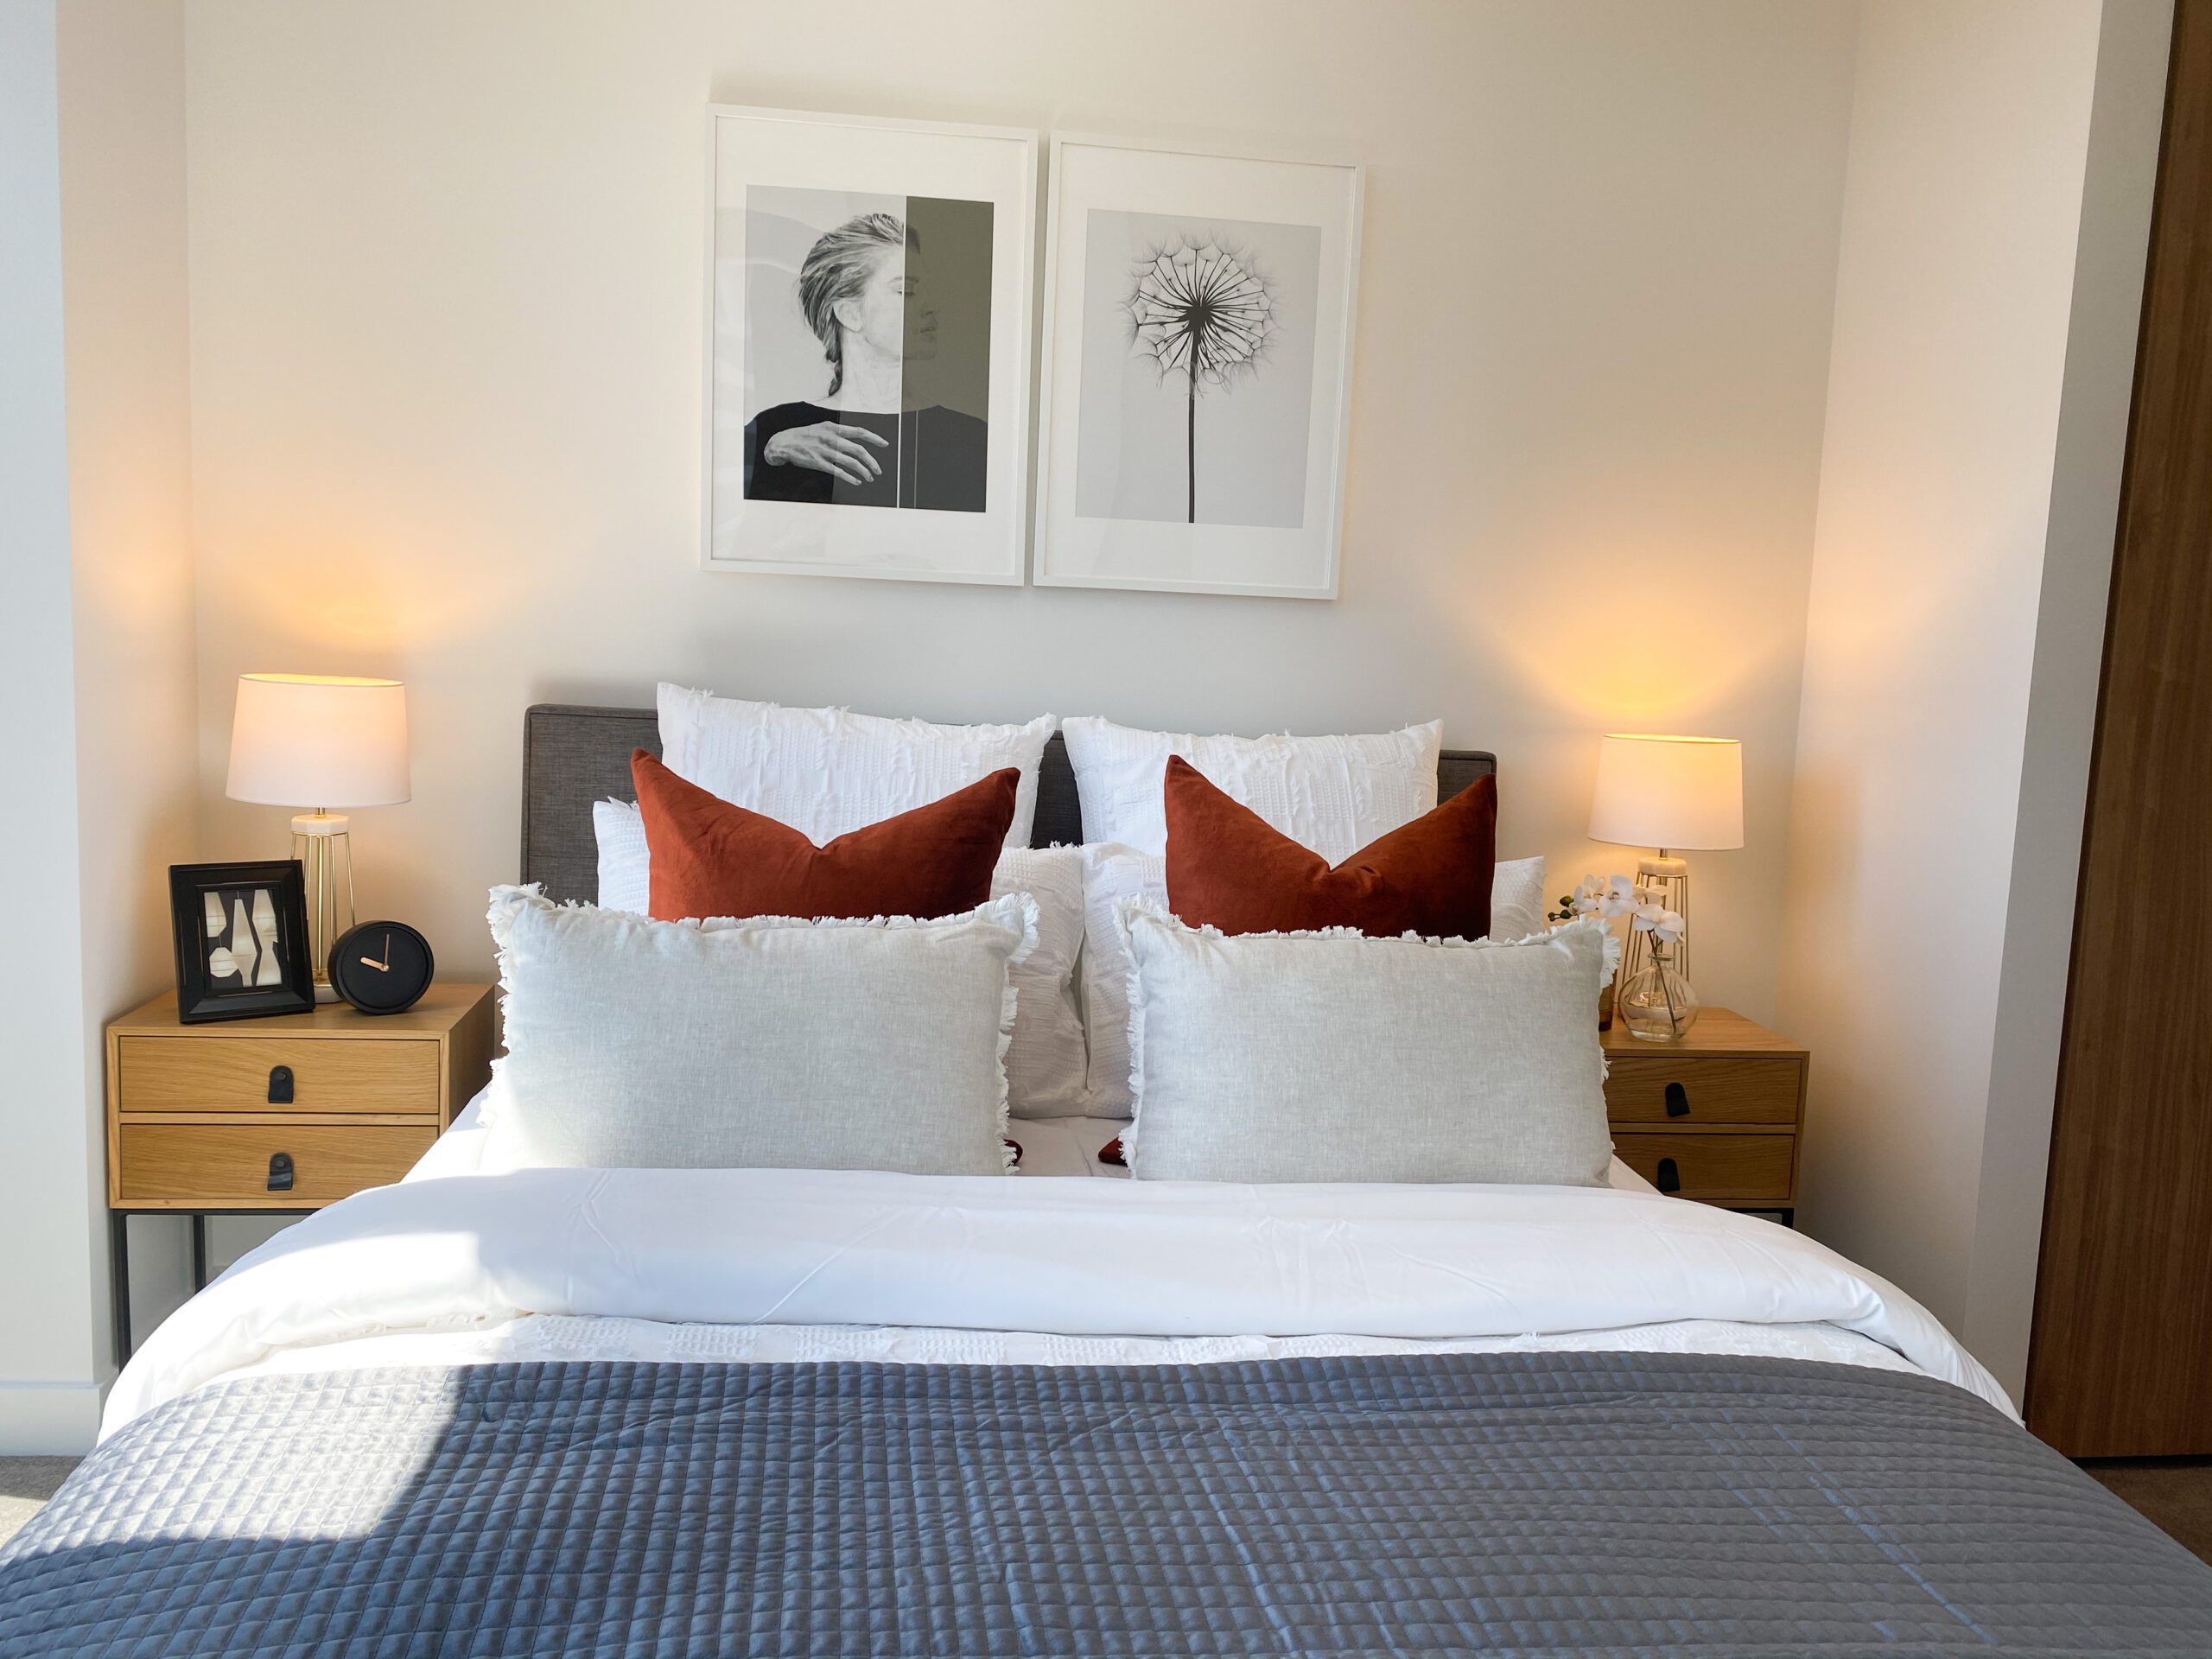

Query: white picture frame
(1034, 134), (1363, 600)
(702, 105), (1038, 585)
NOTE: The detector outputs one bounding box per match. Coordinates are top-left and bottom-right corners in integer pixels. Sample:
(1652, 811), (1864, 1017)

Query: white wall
(0, 0), (198, 1452)
(1964, 0), (2168, 1405)
(57, 0), (204, 1351)
(183, 0), (1865, 1020)
(1, 3), (2158, 1440)
(1777, 0), (2165, 1398)
(0, 0), (103, 1452)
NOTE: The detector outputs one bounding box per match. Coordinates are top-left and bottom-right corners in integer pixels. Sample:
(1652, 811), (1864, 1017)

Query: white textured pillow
(1060, 715), (1443, 861)
(1077, 845), (1549, 1117)
(594, 798), (652, 913)
(988, 847), (1093, 1116)
(592, 801), (1090, 1117)
(1489, 855), (1548, 941)
(1076, 844), (1166, 1120)
(484, 886), (1034, 1175)
(1121, 909), (1614, 1185)
(658, 684), (1054, 851)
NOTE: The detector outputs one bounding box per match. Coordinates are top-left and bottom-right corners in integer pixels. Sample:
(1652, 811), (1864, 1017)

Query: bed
(4, 705), (2209, 1657)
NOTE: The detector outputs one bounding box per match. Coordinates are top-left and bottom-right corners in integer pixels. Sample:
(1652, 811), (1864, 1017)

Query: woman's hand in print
(762, 422), (887, 486)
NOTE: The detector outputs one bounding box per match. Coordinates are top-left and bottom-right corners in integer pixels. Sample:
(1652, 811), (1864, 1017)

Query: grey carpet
(0, 1458), (79, 1549)
(2084, 1456), (2212, 1567)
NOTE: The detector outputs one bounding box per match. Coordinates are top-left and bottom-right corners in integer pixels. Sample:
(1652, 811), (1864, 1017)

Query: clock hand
(378, 931), (392, 970)
(360, 955), (389, 972)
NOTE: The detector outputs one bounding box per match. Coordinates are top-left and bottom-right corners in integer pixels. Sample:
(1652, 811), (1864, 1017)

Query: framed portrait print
(703, 105), (1038, 585)
(168, 861), (315, 1024)
(1034, 136), (1363, 600)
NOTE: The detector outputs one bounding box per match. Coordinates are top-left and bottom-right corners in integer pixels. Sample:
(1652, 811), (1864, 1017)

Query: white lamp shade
(226, 674), (410, 808)
(1588, 733), (1743, 851)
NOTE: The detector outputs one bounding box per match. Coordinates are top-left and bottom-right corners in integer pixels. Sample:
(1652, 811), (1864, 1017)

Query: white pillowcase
(988, 848), (1094, 1116)
(1060, 715), (1443, 862)
(593, 801), (1091, 1117)
(594, 798), (652, 913)
(658, 684), (1054, 851)
(1076, 843), (1158, 1120)
(1489, 854), (1548, 942)
(1077, 845), (1547, 1118)
(484, 887), (1033, 1175)
(1120, 908), (1614, 1185)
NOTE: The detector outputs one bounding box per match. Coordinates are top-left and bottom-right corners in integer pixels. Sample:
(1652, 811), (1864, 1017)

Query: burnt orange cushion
(1163, 754), (1497, 938)
(632, 749), (1017, 923)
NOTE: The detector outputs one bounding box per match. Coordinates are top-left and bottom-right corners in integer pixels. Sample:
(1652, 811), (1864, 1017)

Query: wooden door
(2028, 0), (2212, 1457)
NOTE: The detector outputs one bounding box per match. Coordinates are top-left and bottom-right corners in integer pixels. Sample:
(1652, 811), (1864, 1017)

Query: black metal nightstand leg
(110, 1211), (132, 1364)
(107, 1206), (320, 1364)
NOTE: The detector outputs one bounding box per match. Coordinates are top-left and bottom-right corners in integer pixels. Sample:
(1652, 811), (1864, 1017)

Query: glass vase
(1618, 943), (1700, 1041)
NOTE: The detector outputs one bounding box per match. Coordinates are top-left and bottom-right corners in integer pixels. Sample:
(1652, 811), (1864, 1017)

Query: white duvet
(105, 1138), (2012, 1440)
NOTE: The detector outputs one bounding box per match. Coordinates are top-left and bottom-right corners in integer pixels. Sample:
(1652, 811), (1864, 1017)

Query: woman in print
(744, 213), (987, 512)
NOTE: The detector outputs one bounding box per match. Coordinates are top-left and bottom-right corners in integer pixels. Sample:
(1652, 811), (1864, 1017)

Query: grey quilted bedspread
(3, 1352), (2209, 1657)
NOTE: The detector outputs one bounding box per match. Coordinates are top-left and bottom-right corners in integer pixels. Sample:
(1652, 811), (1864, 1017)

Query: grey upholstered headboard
(519, 703), (1498, 906)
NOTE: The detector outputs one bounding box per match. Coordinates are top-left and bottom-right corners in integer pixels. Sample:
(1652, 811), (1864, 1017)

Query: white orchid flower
(1599, 874), (1642, 919)
(1631, 902), (1687, 944)
(1569, 874), (1611, 917)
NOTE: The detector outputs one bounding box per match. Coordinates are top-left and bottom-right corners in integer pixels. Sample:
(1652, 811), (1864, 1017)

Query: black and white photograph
(704, 107), (1036, 584)
(1074, 210), (1320, 530)
(167, 860), (315, 1024)
(1035, 137), (1363, 599)
(741, 187), (992, 514)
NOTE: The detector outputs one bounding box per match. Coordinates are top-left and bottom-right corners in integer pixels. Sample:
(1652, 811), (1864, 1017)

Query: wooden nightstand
(105, 982), (494, 1356)
(1603, 1007), (1807, 1224)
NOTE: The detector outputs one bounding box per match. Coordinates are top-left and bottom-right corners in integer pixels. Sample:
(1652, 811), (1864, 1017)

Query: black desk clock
(327, 920), (435, 1014)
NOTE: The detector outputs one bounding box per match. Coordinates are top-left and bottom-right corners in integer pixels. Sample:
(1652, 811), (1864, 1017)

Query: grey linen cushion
(483, 886), (1033, 1174)
(1122, 908), (1613, 1185)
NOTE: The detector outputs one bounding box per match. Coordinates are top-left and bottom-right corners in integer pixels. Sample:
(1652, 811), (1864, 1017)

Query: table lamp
(226, 674), (410, 1001)
(1588, 732), (1743, 992)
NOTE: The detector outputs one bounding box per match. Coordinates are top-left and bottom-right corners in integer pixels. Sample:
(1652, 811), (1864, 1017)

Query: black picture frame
(168, 861), (316, 1024)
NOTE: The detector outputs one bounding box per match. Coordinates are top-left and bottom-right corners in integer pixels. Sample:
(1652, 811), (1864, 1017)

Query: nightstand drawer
(1613, 1132), (1796, 1202)
(1605, 1055), (1801, 1125)
(114, 1122), (435, 1206)
(116, 1034), (440, 1115)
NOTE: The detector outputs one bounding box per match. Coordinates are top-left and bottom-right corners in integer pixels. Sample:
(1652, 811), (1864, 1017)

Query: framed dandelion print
(1034, 135), (1363, 598)
(703, 106), (1038, 584)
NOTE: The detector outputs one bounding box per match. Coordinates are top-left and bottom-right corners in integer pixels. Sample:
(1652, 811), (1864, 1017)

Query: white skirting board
(0, 1380), (104, 1456)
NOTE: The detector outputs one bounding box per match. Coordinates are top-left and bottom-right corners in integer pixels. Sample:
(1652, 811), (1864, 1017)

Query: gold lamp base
(291, 811), (356, 1001)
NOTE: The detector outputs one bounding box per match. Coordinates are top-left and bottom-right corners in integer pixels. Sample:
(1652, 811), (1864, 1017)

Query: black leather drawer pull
(1655, 1156), (1682, 1194)
(266, 1065), (294, 1104)
(266, 1152), (295, 1192)
(1664, 1081), (1690, 1117)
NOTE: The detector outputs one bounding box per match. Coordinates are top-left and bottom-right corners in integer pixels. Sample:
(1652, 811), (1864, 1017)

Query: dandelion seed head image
(1076, 209), (1320, 529)
(1124, 233), (1277, 390)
